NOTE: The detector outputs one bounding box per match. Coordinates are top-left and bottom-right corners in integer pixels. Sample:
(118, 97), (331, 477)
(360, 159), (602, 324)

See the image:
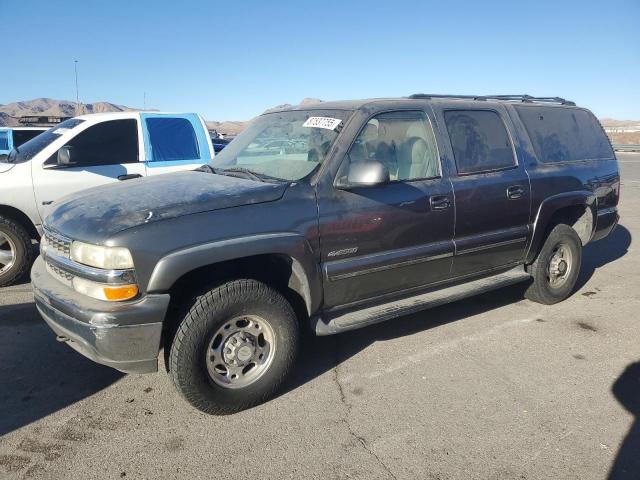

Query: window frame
(334, 108), (443, 188)
(443, 107), (519, 176)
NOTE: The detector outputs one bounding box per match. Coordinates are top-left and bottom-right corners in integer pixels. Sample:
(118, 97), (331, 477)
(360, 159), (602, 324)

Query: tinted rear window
(515, 106), (613, 163)
(444, 110), (515, 174)
(146, 117), (200, 162)
(0, 131), (8, 151)
(13, 129), (45, 147)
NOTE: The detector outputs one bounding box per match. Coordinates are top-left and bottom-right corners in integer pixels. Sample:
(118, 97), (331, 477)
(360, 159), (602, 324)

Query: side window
(49, 119), (139, 166)
(0, 131), (9, 151)
(345, 110), (440, 181)
(444, 110), (515, 175)
(514, 106), (613, 163)
(13, 130), (44, 147)
(146, 117), (199, 162)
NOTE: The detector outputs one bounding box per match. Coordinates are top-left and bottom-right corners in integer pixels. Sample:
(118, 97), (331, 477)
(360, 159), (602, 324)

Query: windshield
(209, 110), (351, 181)
(3, 119), (85, 164)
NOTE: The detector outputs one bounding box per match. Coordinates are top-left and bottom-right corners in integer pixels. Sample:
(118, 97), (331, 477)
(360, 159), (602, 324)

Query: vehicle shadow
(282, 282), (530, 397)
(576, 224), (631, 290)
(0, 301), (123, 436)
(609, 362), (640, 479)
(282, 224), (632, 397)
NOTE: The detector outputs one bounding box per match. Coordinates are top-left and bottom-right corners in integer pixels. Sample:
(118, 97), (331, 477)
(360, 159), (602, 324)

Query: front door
(32, 119), (146, 220)
(437, 107), (531, 276)
(317, 110), (455, 309)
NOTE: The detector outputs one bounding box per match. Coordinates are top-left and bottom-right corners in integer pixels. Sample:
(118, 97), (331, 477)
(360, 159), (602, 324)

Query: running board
(311, 266), (531, 336)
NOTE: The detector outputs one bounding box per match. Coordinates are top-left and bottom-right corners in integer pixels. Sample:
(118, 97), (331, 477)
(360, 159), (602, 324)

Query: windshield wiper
(196, 165), (285, 183)
(218, 167), (266, 182)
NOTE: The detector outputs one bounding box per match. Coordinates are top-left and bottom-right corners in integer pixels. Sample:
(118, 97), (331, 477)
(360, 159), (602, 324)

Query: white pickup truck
(0, 111), (214, 286)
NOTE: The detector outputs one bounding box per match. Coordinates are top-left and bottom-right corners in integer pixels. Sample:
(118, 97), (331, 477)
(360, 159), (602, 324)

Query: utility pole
(74, 60), (80, 115)
(143, 92), (146, 110)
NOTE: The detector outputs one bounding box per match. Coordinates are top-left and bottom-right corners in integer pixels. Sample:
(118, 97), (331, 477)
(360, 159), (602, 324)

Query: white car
(0, 111), (214, 286)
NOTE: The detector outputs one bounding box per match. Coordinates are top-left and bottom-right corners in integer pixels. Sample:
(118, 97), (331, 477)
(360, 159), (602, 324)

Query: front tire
(0, 216), (32, 287)
(525, 224), (582, 305)
(169, 279), (299, 414)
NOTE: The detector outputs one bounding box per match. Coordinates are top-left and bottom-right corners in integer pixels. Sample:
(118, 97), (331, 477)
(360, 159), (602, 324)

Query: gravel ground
(0, 153), (638, 480)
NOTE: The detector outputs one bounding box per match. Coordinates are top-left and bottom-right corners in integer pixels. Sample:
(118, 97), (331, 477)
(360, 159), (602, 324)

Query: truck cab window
(48, 119), (139, 167)
(146, 117), (200, 162)
(0, 131), (9, 151)
(346, 110), (440, 181)
(444, 110), (515, 174)
(13, 130), (44, 147)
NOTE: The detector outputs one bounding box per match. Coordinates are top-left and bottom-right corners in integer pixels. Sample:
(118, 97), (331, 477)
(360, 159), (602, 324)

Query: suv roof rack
(408, 93), (576, 106)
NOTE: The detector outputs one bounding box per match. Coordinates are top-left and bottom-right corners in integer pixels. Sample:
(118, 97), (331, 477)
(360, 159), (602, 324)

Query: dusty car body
(32, 94), (619, 413)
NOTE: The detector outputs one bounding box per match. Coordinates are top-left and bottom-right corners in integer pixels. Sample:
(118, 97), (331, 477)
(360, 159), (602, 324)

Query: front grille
(45, 261), (73, 287)
(43, 228), (71, 258)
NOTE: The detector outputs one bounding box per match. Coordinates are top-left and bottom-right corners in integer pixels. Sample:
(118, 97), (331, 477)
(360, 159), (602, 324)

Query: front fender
(525, 191), (596, 264)
(146, 232), (322, 315)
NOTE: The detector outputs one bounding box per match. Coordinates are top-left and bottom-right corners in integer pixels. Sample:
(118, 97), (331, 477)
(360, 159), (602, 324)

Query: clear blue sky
(2, 0), (639, 120)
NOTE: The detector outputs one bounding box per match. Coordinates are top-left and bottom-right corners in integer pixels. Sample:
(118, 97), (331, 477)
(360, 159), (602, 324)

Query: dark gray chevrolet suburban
(32, 94), (620, 414)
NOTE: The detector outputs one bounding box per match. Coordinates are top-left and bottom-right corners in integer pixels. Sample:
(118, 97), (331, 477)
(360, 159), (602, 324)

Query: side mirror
(340, 161), (390, 188)
(57, 146), (75, 166)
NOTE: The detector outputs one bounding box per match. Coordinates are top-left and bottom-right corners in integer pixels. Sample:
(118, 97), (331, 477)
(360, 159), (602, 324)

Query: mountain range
(1, 98), (637, 143)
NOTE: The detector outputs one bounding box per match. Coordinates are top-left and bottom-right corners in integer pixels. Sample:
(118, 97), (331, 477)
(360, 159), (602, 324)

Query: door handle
(118, 174), (143, 181)
(430, 195), (451, 210)
(506, 185), (525, 200)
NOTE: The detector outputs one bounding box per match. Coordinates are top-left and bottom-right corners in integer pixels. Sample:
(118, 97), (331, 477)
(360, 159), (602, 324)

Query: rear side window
(13, 130), (44, 147)
(444, 110), (515, 174)
(146, 117), (199, 162)
(0, 131), (8, 151)
(515, 106), (613, 163)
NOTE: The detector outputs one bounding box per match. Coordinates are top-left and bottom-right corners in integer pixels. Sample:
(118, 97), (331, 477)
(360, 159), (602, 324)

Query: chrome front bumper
(31, 256), (170, 374)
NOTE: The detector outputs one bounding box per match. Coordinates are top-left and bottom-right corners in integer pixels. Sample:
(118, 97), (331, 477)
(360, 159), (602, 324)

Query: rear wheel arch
(526, 192), (595, 264)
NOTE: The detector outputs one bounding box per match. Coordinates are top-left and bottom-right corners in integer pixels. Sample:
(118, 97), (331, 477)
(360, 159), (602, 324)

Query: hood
(45, 171), (289, 241)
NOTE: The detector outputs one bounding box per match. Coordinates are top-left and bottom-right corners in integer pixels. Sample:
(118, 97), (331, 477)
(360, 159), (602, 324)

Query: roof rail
(408, 93), (575, 106)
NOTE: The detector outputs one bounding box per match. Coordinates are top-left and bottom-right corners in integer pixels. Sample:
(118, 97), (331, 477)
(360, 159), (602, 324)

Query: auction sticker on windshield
(302, 117), (342, 130)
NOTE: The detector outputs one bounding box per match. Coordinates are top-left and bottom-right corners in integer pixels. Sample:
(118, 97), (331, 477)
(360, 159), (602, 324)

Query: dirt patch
(576, 321), (598, 332)
(165, 436), (185, 452)
(18, 437), (65, 462)
(0, 454), (31, 472)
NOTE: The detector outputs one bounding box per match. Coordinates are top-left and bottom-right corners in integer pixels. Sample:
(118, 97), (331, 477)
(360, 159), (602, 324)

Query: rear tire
(0, 216), (32, 288)
(169, 279), (299, 415)
(525, 224), (582, 305)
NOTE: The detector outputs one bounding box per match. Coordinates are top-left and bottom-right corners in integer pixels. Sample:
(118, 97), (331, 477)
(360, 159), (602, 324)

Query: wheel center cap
(558, 260), (567, 274)
(236, 345), (254, 362)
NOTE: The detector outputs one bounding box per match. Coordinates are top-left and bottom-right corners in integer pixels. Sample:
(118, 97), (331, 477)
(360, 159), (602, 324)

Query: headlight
(70, 241), (134, 270)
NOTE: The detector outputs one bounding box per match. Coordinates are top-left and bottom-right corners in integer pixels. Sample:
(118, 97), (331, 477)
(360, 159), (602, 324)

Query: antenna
(144, 92), (146, 110)
(74, 60), (81, 115)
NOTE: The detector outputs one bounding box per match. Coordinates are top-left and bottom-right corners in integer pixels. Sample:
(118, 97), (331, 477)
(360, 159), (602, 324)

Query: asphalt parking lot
(0, 153), (638, 480)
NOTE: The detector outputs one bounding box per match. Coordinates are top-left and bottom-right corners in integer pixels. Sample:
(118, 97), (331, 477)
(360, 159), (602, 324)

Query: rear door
(434, 105), (531, 276)
(32, 118), (146, 219)
(141, 113), (213, 175)
(317, 109), (455, 308)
